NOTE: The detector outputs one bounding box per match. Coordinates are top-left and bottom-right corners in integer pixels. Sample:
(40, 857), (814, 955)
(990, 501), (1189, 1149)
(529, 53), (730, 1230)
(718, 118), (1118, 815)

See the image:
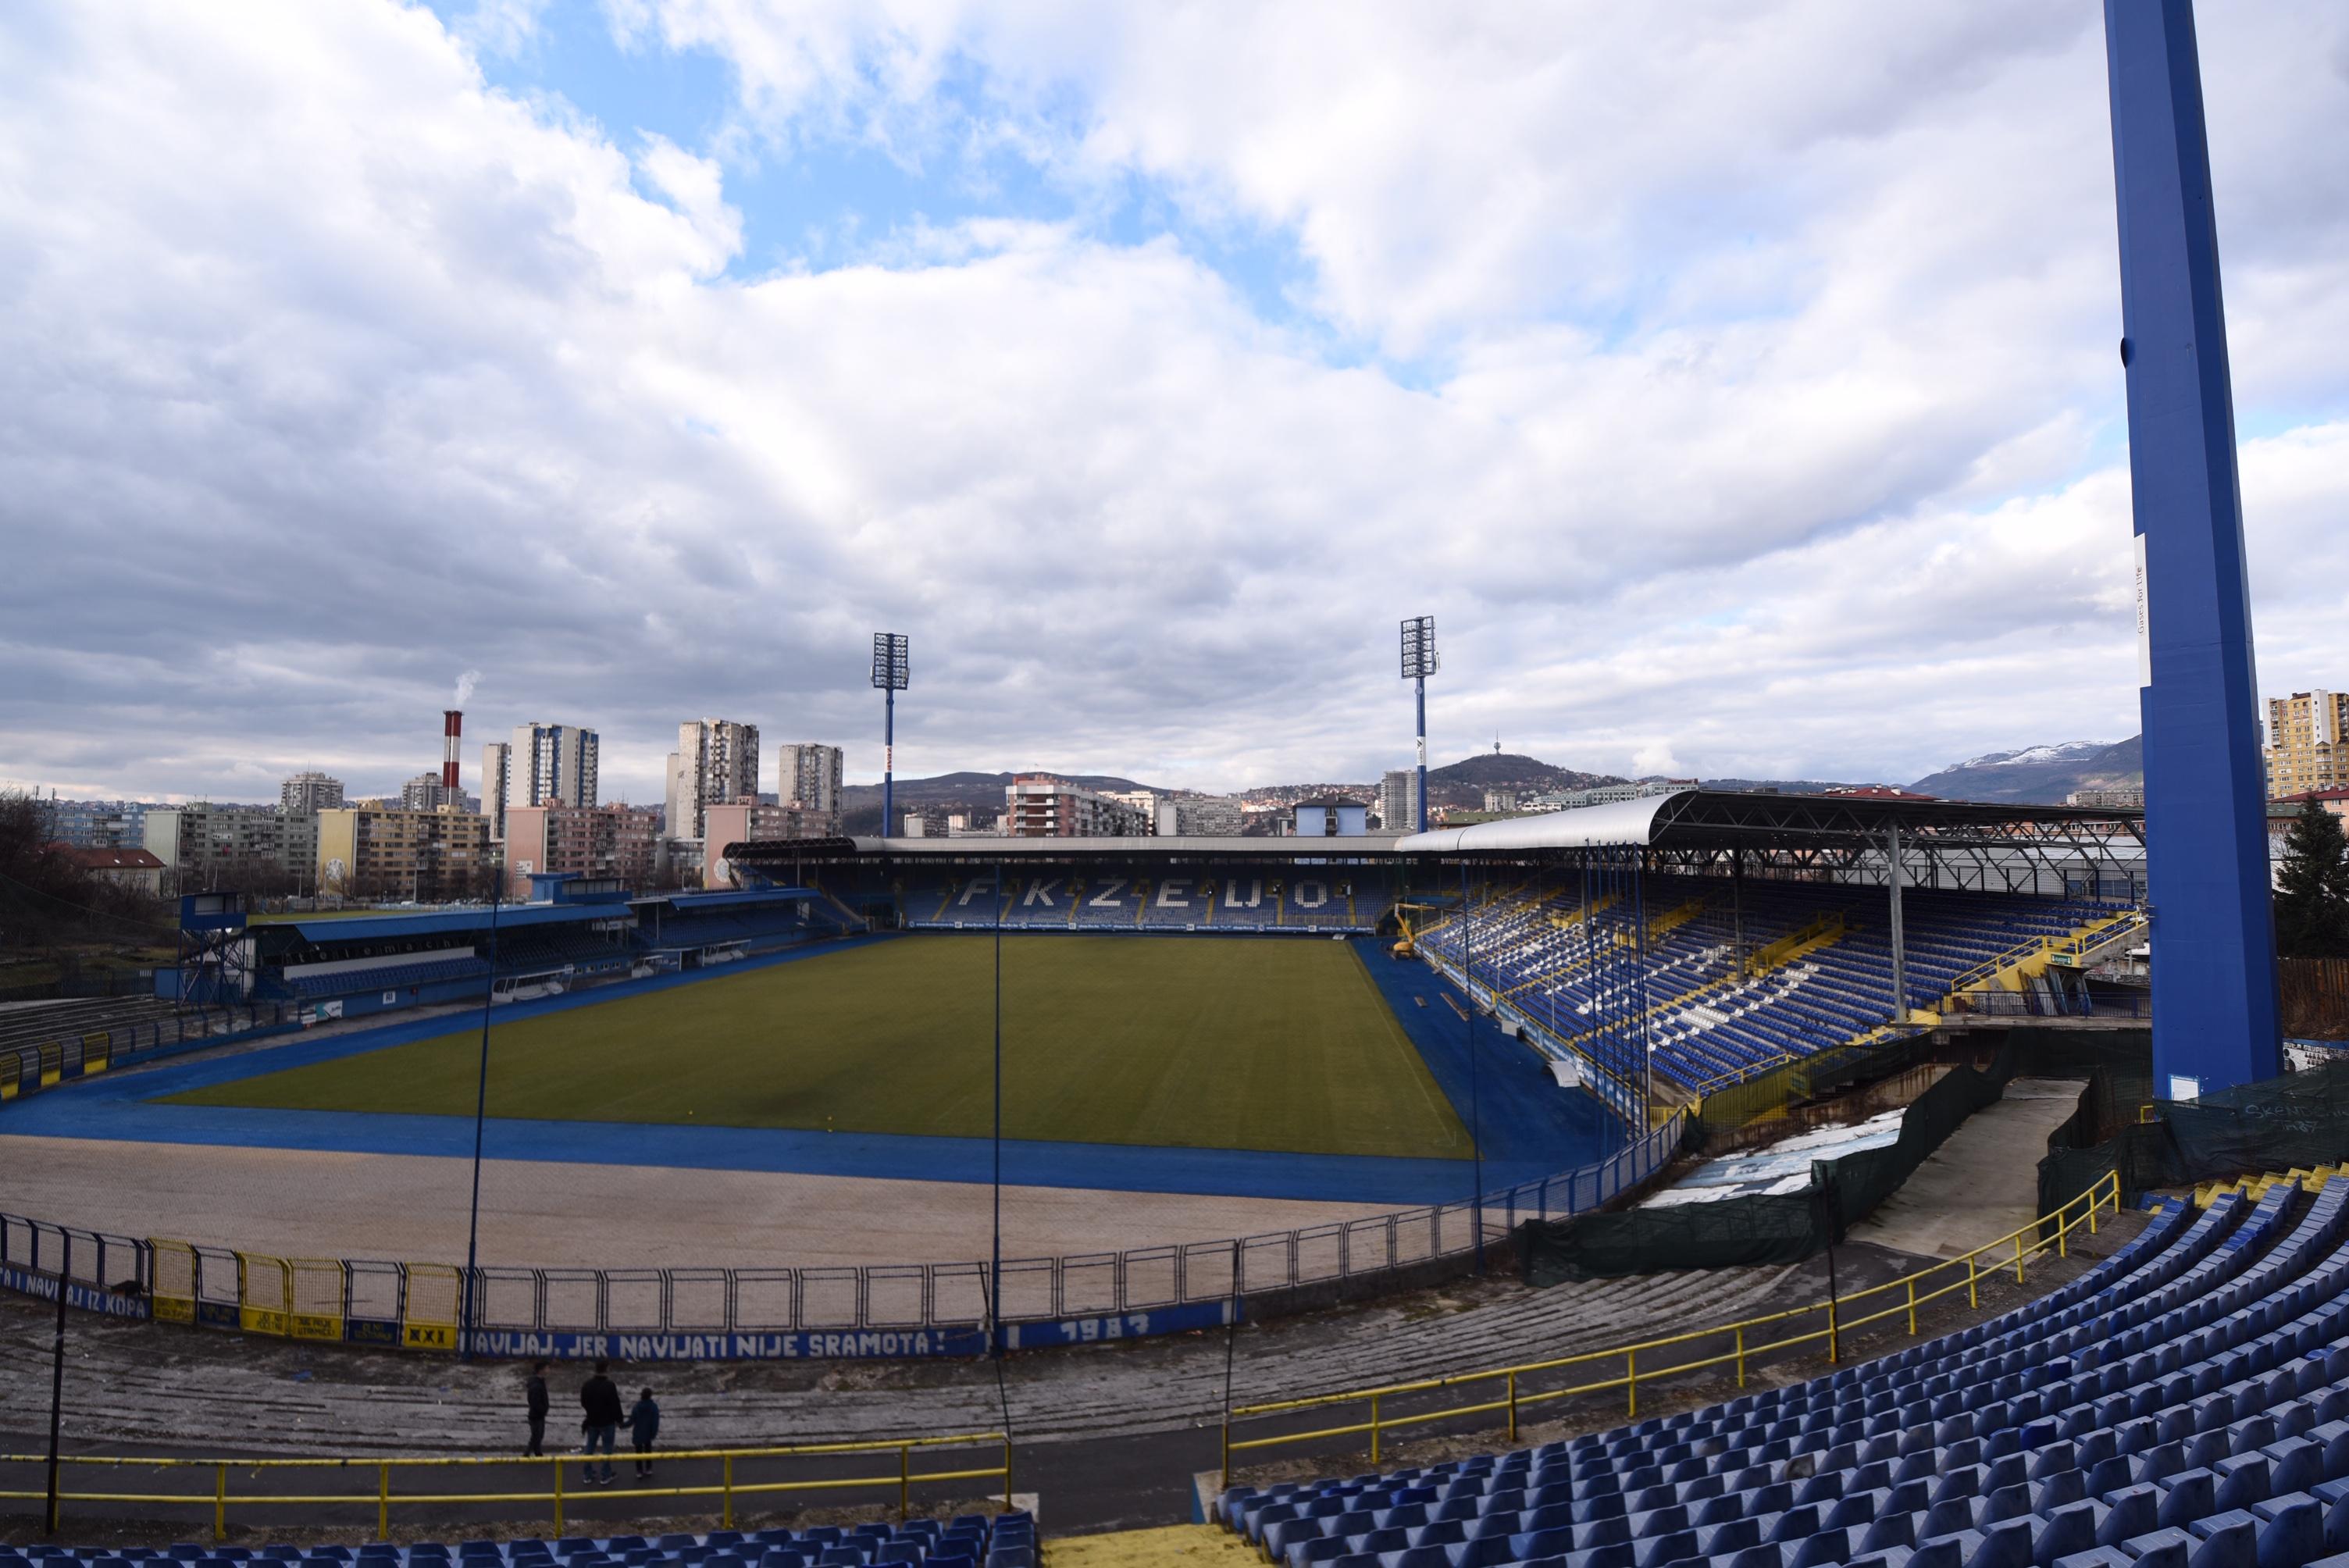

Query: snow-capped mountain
(1909, 736), (2144, 804)
(1952, 741), (2119, 771)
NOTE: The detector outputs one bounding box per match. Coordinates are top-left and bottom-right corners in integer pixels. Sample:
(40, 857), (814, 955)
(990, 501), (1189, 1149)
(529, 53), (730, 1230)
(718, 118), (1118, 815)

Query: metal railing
(0, 1114), (1688, 1349)
(0, 1002), (291, 1103)
(0, 1433), (1011, 1541)
(1218, 1171), (2124, 1484)
(1944, 988), (2151, 1020)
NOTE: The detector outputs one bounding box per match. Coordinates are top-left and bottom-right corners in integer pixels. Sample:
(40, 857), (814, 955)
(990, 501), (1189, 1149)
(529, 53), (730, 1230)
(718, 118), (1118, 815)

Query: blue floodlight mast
(872, 633), (910, 838)
(1400, 615), (1438, 834)
(2102, 0), (2280, 1094)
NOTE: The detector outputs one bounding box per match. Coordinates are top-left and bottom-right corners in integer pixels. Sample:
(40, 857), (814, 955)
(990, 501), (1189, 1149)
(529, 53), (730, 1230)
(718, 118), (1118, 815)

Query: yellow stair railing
(1219, 1172), (2126, 1484)
(0, 1431), (1013, 1542)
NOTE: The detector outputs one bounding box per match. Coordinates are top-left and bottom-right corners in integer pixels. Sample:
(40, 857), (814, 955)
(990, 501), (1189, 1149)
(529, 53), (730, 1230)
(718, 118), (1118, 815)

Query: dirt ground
(0, 1133), (1395, 1273)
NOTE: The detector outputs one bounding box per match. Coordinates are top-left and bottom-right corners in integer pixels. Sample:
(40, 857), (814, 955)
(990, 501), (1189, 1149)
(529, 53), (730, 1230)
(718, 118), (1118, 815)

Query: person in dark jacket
(524, 1361), (551, 1456)
(579, 1359), (624, 1485)
(627, 1388), (661, 1478)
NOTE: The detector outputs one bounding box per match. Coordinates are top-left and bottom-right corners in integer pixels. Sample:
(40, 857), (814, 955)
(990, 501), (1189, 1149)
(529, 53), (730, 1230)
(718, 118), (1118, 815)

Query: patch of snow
(1952, 741), (2116, 771)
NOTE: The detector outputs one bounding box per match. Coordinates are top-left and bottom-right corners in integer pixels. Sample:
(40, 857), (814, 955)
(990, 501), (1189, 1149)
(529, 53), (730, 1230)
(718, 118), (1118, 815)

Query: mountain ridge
(1907, 736), (2143, 804)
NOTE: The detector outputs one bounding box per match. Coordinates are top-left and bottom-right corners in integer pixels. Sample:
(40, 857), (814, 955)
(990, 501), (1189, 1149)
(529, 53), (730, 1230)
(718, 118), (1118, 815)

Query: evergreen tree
(2275, 798), (2349, 958)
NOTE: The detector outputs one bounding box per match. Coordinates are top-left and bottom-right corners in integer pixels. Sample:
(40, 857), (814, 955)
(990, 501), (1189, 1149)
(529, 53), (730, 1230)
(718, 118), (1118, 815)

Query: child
(628, 1386), (661, 1479)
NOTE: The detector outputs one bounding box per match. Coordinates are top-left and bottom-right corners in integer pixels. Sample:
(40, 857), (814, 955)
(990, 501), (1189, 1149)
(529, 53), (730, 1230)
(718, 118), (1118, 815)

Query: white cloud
(1, 1), (2347, 807)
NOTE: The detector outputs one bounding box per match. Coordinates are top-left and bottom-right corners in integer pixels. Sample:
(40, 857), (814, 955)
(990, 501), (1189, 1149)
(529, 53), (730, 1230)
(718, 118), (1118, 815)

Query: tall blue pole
(1415, 675), (1428, 834)
(2104, 0), (2279, 1094)
(883, 687), (896, 839)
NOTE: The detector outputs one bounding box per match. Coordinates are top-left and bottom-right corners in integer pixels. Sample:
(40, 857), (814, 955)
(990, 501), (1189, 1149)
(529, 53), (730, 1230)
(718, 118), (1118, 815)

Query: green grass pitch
(164, 935), (1471, 1159)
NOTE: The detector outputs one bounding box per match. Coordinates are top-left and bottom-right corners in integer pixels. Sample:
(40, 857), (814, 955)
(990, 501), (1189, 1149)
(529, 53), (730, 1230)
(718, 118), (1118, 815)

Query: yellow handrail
(1218, 1171), (2123, 1485)
(0, 1431), (1012, 1541)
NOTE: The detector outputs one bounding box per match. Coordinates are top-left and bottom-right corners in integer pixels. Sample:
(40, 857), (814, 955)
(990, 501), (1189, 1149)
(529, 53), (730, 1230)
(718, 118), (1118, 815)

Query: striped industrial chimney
(442, 710), (462, 791)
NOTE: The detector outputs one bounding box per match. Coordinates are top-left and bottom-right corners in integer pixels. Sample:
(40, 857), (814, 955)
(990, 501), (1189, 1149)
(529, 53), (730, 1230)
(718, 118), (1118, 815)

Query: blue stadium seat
(1222, 1181), (2349, 1568)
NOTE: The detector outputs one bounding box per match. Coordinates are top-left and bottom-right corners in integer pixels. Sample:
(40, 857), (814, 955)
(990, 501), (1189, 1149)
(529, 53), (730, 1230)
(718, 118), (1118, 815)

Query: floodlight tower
(2102, 0), (2279, 1092)
(872, 633), (910, 837)
(1400, 615), (1438, 833)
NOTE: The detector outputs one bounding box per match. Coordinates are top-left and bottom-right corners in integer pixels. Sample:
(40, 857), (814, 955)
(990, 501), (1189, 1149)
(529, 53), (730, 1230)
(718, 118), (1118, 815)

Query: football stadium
(7, 2), (2347, 1563)
(0, 790), (2151, 1343)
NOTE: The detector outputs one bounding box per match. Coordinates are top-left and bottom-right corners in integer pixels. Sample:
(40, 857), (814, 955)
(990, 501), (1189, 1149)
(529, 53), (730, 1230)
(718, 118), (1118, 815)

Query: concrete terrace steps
(0, 1267), (1796, 1458)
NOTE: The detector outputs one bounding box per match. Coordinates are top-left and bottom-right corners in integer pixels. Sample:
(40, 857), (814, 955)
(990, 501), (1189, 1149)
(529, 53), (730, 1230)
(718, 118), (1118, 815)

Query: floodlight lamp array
(872, 632), (910, 690)
(1399, 615), (1439, 680)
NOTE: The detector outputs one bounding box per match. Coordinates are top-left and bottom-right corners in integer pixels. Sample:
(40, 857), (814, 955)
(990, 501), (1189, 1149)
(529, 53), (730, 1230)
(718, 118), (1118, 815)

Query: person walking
(579, 1359), (623, 1486)
(524, 1361), (550, 1456)
(627, 1387), (661, 1480)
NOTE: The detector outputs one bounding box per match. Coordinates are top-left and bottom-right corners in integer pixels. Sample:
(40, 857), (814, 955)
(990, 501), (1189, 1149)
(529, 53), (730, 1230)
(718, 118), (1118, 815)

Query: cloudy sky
(4, 1), (2346, 804)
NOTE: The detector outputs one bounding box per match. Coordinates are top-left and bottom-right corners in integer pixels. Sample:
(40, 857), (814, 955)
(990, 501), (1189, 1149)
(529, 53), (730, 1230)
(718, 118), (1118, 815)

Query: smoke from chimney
(443, 710), (462, 792)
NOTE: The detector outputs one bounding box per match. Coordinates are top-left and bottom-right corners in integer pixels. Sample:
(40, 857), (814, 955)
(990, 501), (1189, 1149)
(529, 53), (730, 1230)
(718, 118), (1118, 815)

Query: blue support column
(2104, 0), (2279, 1093)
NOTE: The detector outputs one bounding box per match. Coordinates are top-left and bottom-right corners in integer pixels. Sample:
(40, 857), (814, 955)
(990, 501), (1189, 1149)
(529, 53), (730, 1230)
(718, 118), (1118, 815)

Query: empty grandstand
(1394, 790), (2147, 1116)
(0, 1511), (1035, 1568)
(0, 993), (209, 1100)
(173, 877), (868, 1028)
(900, 866), (1389, 934)
(1217, 1171), (2349, 1568)
(1412, 874), (2138, 1096)
(730, 792), (2148, 1125)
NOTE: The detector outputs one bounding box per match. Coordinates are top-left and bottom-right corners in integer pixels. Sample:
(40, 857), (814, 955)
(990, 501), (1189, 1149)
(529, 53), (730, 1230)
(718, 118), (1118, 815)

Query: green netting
(1688, 1034), (1930, 1152)
(2037, 1053), (2349, 1224)
(2162, 1057), (2349, 1172)
(1525, 1028), (2156, 1283)
(1527, 1049), (2014, 1281)
(2034, 1047), (2158, 1224)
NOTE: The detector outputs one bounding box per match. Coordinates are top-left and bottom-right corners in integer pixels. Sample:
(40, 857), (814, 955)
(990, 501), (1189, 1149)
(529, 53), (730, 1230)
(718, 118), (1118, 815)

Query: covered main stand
(1396, 789), (2148, 1128)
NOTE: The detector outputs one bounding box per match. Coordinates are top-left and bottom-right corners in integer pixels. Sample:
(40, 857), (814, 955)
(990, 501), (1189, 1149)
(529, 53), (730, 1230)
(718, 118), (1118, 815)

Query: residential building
(2274, 788), (2349, 821)
(699, 800), (830, 888)
(2266, 690), (2349, 799)
(772, 743), (847, 826)
(501, 804), (663, 898)
(315, 806), (495, 903)
(2067, 786), (2146, 810)
(280, 772), (344, 814)
(49, 843), (168, 896)
(1539, 779), (1699, 811)
(667, 718), (760, 840)
(1004, 774), (1150, 837)
(508, 722), (600, 811)
(1379, 769), (1420, 833)
(144, 804), (319, 893)
(480, 743), (512, 842)
(1154, 796), (1245, 836)
(2265, 796), (2349, 888)
(1483, 789), (1518, 814)
(46, 798), (151, 850)
(1102, 788), (1160, 826)
(1293, 799), (1370, 837)
(401, 772), (455, 811)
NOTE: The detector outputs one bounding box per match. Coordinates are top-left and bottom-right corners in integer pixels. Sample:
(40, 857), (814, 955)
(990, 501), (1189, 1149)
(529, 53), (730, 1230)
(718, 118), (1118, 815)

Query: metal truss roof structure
(1404, 789), (2145, 896)
(725, 789), (2144, 899)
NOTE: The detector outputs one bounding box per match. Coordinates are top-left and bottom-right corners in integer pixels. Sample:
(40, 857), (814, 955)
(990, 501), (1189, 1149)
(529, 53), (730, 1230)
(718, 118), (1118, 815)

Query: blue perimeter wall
(0, 933), (1621, 1210)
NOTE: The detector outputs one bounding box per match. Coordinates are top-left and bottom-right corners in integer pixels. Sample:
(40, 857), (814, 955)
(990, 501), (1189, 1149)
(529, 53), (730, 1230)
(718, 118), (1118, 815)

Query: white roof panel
(1394, 791), (1691, 854)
